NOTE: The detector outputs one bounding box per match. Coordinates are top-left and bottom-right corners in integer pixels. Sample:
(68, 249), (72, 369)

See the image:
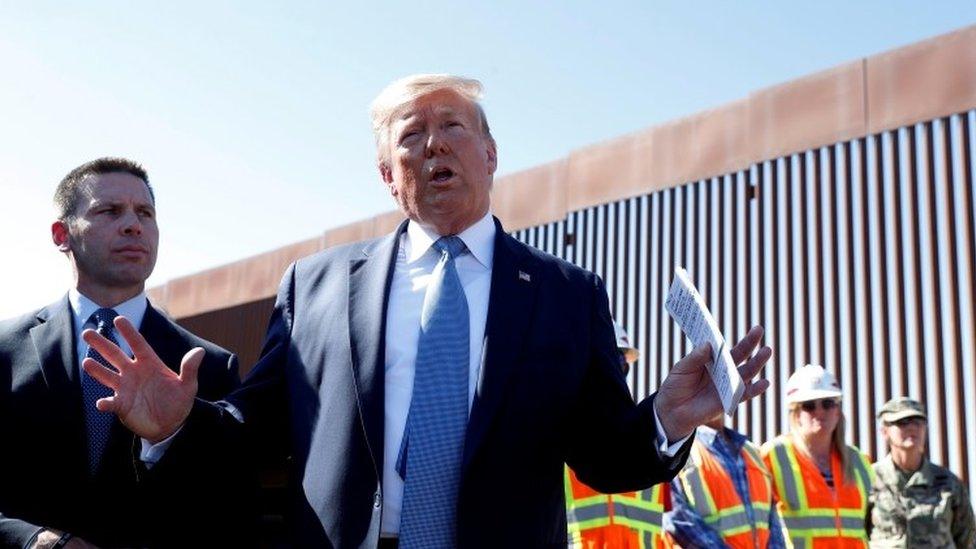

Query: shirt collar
(904, 458), (936, 487)
(696, 424), (748, 453)
(404, 211), (495, 269)
(69, 289), (149, 331)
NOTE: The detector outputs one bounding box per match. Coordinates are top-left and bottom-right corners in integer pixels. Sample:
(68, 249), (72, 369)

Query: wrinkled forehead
(392, 89), (478, 128)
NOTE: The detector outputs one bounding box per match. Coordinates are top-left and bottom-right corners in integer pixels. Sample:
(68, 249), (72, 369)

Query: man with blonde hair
(84, 74), (772, 548)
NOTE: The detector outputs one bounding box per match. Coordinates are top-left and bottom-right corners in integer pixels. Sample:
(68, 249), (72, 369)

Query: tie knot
(433, 236), (466, 260)
(90, 308), (118, 331)
(434, 236), (466, 259)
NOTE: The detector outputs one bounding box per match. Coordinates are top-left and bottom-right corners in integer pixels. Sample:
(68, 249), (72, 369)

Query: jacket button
(373, 492), (382, 509)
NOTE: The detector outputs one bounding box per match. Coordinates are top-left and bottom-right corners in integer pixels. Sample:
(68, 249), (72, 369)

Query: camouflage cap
(878, 397), (927, 423)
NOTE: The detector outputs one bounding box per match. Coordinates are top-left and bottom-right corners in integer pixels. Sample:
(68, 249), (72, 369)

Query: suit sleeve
(141, 265), (297, 547)
(158, 262), (295, 466)
(0, 514), (42, 549)
(563, 276), (692, 493)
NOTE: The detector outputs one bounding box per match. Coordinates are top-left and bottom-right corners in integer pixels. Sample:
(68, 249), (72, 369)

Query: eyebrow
(89, 199), (155, 210)
(397, 105), (463, 123)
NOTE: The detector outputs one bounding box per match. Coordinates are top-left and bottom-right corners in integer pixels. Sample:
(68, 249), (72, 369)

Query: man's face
(380, 89), (497, 235)
(883, 417), (927, 453)
(53, 172), (159, 296)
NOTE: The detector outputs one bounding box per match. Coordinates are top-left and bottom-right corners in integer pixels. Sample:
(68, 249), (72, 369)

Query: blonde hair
(369, 73), (494, 164)
(788, 402), (854, 484)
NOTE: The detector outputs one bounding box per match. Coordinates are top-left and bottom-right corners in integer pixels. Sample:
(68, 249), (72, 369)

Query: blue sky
(2, 1), (974, 317)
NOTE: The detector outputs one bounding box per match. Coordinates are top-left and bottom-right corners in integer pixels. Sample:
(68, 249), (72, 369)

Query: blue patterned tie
(82, 308), (119, 474)
(397, 236), (470, 549)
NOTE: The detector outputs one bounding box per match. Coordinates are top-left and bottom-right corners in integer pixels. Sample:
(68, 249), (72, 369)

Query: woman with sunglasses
(869, 397), (975, 548)
(761, 364), (874, 548)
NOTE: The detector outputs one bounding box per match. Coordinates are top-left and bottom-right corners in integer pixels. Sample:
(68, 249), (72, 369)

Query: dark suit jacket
(0, 297), (246, 548)
(172, 218), (693, 547)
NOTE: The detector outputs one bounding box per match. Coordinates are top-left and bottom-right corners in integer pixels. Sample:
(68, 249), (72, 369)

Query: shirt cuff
(139, 427), (183, 468)
(654, 408), (694, 457)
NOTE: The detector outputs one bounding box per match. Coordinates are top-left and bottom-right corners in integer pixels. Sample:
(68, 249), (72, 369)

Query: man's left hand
(653, 325), (771, 442)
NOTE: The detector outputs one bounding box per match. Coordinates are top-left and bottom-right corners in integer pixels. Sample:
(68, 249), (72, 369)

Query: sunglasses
(800, 399), (840, 412)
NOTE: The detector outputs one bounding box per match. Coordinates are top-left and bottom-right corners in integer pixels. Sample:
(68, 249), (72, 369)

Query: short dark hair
(54, 157), (154, 221)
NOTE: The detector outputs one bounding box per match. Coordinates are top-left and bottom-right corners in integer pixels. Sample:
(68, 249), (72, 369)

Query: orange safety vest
(565, 466), (670, 548)
(675, 438), (774, 548)
(761, 436), (873, 549)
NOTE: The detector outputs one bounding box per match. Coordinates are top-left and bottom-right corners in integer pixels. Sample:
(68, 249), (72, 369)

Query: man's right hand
(81, 315), (201, 443)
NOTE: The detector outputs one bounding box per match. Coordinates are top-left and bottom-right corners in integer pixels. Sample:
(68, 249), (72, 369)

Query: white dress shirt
(69, 289), (148, 370)
(381, 212), (495, 534)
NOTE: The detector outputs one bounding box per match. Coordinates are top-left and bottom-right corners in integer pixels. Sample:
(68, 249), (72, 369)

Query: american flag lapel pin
(518, 270), (531, 282)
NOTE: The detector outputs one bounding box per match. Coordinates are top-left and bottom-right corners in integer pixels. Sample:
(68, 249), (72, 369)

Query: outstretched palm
(82, 316), (200, 443)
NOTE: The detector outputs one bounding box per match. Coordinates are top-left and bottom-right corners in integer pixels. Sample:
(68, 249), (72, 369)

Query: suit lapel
(30, 296), (87, 477)
(31, 296), (79, 394)
(463, 220), (540, 471)
(347, 222), (406, 479)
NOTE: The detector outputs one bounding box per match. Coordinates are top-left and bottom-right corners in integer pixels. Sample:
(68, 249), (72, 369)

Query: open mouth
(432, 167), (454, 182)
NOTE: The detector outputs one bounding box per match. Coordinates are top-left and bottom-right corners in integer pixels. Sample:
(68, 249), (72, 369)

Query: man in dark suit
(86, 76), (772, 548)
(0, 158), (245, 548)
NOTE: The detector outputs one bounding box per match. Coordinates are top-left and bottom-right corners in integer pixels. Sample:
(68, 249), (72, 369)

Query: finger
(95, 395), (121, 413)
(114, 315), (163, 365)
(179, 347), (204, 389)
(729, 325), (763, 364)
(738, 346), (772, 382)
(82, 357), (122, 389)
(673, 343), (713, 372)
(740, 377), (771, 403)
(82, 329), (133, 371)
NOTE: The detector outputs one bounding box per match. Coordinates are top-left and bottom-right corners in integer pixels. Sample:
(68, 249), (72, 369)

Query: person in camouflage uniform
(869, 397), (975, 548)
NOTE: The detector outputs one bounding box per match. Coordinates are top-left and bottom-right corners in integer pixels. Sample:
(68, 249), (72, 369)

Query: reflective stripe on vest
(761, 437), (873, 548)
(566, 467), (670, 547)
(610, 484), (667, 534)
(566, 468), (613, 532)
(679, 438), (773, 548)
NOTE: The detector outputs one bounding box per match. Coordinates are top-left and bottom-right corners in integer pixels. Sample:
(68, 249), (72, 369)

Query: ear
(378, 161), (397, 196)
(486, 139), (498, 176)
(52, 220), (71, 253)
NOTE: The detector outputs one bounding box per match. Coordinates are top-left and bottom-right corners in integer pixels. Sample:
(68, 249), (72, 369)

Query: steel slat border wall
(513, 109), (976, 496)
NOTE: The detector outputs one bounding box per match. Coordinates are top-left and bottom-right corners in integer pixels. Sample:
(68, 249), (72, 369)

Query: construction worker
(761, 364), (874, 548)
(869, 397), (975, 548)
(565, 322), (670, 548)
(665, 412), (786, 548)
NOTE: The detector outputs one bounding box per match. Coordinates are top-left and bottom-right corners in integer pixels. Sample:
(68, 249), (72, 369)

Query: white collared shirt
(381, 212), (495, 534)
(69, 289), (148, 370)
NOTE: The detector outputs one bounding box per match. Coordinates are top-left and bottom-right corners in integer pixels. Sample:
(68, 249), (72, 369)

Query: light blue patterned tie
(82, 308), (119, 474)
(397, 236), (470, 549)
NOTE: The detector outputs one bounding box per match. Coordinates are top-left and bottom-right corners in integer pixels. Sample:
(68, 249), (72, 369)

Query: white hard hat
(785, 364), (843, 404)
(613, 321), (640, 364)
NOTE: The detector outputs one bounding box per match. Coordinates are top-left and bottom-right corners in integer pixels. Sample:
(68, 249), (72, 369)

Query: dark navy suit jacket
(173, 218), (693, 547)
(0, 297), (245, 548)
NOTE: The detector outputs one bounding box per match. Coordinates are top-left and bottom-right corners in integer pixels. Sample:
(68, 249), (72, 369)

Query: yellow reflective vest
(565, 466), (671, 548)
(761, 436), (873, 549)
